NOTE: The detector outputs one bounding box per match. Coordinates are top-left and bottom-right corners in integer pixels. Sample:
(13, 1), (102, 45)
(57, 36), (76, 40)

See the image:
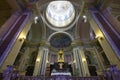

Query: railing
(2, 65), (120, 80)
(2, 75), (104, 80)
(103, 65), (120, 80)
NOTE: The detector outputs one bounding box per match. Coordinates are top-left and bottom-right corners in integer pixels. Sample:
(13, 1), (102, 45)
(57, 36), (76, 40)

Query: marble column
(40, 47), (49, 75)
(89, 11), (120, 69)
(87, 47), (105, 75)
(18, 47), (30, 72)
(78, 47), (90, 76)
(73, 47), (90, 77)
(94, 47), (105, 70)
(73, 47), (82, 76)
(33, 46), (49, 76)
(33, 47), (44, 76)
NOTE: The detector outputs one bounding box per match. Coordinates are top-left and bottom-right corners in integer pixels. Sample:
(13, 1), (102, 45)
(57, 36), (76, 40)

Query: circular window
(46, 1), (75, 27)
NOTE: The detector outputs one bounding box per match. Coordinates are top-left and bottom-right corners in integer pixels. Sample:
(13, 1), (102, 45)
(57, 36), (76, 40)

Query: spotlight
(34, 16), (39, 24)
(19, 37), (25, 42)
(95, 35), (103, 40)
(82, 15), (87, 22)
(34, 16), (38, 20)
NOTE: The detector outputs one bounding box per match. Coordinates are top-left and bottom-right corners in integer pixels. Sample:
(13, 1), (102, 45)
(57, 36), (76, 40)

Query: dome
(46, 1), (75, 27)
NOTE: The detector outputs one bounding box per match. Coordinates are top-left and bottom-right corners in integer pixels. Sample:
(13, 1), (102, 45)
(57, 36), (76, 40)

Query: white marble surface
(51, 72), (71, 76)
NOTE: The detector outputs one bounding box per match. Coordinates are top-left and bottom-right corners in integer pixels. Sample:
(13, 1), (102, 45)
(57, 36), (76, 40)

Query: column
(87, 47), (105, 75)
(33, 47), (44, 76)
(18, 47), (30, 73)
(73, 47), (83, 77)
(78, 47), (90, 76)
(40, 47), (49, 75)
(89, 11), (120, 69)
(73, 47), (90, 77)
(94, 47), (105, 70)
(73, 47), (82, 76)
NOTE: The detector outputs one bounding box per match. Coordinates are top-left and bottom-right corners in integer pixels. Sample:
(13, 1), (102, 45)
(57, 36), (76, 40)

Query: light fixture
(82, 15), (87, 22)
(34, 16), (38, 20)
(34, 16), (39, 24)
(19, 37), (25, 42)
(73, 60), (76, 63)
(46, 60), (49, 63)
(95, 34), (103, 40)
(36, 58), (40, 63)
(82, 58), (86, 62)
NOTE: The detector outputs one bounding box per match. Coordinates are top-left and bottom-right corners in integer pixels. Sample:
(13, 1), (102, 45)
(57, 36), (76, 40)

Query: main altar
(50, 50), (72, 76)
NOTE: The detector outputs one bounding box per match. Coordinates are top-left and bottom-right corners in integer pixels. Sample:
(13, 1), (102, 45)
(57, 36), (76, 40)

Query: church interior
(0, 0), (120, 80)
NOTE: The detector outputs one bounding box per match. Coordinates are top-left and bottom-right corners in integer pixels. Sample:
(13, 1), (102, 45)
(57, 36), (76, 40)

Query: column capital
(40, 41), (50, 48)
(71, 40), (83, 47)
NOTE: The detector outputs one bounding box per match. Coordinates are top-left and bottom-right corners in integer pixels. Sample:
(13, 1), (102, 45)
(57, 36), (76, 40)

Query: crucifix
(59, 63), (63, 69)
(57, 49), (64, 69)
(58, 49), (64, 62)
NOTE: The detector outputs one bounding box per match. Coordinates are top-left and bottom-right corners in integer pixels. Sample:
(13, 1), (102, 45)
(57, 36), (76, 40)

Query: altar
(50, 50), (72, 76)
(50, 62), (72, 76)
(51, 72), (71, 76)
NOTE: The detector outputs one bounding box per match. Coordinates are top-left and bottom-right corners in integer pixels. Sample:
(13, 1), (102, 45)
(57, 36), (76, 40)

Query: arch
(48, 31), (74, 42)
(48, 32), (73, 48)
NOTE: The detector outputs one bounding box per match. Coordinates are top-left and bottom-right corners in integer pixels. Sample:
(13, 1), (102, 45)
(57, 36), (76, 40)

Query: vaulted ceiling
(0, 0), (120, 41)
(0, 0), (120, 27)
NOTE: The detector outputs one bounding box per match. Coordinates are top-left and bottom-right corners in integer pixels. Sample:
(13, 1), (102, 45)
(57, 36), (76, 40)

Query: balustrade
(2, 65), (120, 80)
(103, 65), (120, 80)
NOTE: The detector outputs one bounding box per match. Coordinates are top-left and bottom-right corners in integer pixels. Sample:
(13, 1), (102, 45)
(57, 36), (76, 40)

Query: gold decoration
(58, 49), (64, 62)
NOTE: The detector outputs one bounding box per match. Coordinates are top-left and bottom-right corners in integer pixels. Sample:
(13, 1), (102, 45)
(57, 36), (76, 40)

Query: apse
(50, 33), (72, 48)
